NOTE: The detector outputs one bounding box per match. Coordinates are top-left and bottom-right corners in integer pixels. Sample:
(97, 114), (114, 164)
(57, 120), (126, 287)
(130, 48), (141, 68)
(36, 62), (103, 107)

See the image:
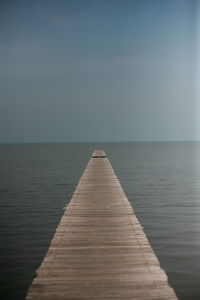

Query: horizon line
(0, 140), (200, 145)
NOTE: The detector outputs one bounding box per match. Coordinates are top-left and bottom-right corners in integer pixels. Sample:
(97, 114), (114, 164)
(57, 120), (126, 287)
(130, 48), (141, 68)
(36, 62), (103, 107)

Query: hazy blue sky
(0, 0), (199, 142)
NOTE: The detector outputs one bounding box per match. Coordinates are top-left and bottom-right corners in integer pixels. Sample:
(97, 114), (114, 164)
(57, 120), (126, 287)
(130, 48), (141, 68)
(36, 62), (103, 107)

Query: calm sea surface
(1, 142), (200, 300)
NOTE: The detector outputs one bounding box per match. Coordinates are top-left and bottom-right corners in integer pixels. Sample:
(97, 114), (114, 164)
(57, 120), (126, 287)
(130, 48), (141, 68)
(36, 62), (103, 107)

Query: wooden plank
(26, 150), (178, 300)
(92, 149), (107, 158)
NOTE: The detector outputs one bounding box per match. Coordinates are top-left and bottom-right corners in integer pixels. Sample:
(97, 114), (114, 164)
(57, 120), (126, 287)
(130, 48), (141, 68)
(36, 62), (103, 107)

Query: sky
(0, 0), (199, 143)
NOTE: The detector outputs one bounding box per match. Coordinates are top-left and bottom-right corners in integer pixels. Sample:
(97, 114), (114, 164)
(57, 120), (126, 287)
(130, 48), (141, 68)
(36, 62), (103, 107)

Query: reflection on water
(1, 142), (200, 300)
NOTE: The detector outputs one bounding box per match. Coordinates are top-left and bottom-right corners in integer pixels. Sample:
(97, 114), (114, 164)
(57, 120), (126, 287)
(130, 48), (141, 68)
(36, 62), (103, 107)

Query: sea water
(1, 142), (200, 300)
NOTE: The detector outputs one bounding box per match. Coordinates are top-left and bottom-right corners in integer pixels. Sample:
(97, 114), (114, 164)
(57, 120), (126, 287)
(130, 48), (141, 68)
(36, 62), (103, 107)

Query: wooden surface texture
(26, 150), (178, 300)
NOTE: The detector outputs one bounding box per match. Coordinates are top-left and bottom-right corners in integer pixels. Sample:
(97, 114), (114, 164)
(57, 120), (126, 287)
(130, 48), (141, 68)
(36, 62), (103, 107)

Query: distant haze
(0, 0), (199, 143)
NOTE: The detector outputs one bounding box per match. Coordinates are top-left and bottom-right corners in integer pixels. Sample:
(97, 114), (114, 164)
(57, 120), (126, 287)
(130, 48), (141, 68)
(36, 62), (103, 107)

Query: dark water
(1, 142), (200, 300)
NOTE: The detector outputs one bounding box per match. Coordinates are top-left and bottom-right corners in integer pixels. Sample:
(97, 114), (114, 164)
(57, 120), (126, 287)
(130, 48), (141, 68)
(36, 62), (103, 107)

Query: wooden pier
(26, 150), (178, 300)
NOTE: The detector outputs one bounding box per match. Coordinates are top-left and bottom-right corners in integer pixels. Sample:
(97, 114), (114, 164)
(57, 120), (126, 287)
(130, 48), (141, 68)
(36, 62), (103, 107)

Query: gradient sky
(0, 0), (199, 142)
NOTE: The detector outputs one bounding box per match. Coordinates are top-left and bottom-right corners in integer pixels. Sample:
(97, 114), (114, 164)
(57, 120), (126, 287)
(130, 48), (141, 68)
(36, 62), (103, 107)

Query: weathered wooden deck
(26, 150), (178, 300)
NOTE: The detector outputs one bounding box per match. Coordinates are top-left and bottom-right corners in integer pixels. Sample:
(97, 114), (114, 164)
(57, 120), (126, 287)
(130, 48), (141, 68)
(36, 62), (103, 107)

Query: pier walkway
(26, 150), (178, 300)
